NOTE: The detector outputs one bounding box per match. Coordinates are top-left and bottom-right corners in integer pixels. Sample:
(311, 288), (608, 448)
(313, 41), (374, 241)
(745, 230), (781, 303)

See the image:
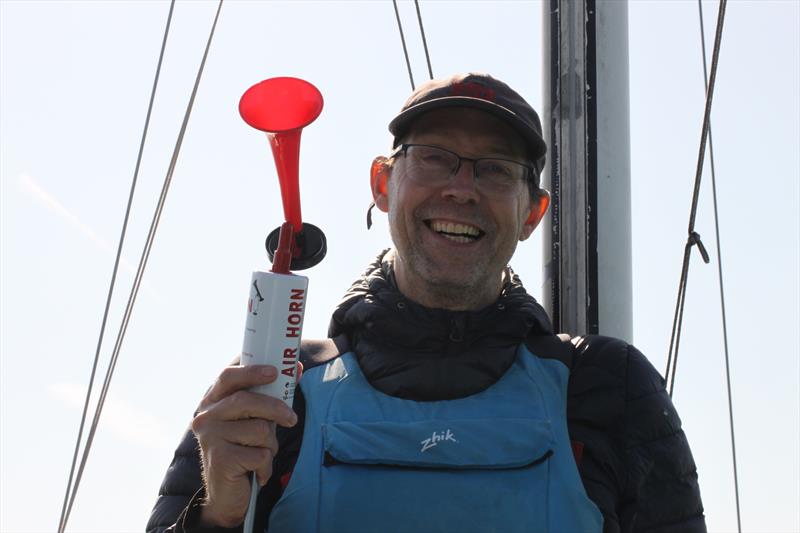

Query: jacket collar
(327, 250), (552, 400)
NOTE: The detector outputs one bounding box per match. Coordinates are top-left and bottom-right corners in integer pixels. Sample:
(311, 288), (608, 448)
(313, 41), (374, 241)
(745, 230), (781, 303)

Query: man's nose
(441, 160), (480, 203)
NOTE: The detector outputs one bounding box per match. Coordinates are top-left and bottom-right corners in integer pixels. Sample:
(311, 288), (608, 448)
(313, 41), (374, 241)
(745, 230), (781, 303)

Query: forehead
(401, 108), (527, 159)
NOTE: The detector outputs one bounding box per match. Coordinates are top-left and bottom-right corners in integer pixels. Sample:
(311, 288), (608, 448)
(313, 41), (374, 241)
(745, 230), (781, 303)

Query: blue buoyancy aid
(267, 345), (603, 533)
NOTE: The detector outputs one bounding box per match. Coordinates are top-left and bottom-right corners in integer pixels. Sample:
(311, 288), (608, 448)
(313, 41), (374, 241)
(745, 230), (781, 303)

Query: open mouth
(425, 220), (485, 243)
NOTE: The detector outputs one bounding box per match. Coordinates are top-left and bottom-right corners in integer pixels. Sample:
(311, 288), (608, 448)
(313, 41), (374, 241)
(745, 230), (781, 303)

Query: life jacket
(267, 345), (603, 533)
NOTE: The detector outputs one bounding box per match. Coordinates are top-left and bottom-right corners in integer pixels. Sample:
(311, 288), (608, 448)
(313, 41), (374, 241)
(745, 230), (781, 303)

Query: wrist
(198, 504), (242, 529)
(180, 488), (243, 533)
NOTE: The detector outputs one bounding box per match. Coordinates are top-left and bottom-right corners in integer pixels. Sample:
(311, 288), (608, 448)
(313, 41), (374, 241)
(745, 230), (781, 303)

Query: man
(147, 73), (705, 532)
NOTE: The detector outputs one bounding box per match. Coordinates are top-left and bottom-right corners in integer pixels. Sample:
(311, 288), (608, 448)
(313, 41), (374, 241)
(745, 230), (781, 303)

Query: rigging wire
(57, 1), (176, 530)
(57, 1), (224, 530)
(414, 0), (434, 80)
(393, 0), (416, 90)
(664, 0), (727, 396)
(697, 1), (742, 530)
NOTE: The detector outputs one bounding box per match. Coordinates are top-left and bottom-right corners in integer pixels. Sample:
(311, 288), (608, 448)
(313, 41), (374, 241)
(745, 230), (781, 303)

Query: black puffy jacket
(147, 252), (705, 533)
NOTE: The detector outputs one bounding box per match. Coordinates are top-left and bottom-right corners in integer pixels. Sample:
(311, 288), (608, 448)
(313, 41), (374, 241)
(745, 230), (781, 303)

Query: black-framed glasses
(390, 143), (539, 197)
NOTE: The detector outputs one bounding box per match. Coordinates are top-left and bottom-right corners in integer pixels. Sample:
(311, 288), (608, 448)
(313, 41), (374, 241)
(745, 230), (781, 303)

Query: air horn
(237, 76), (325, 532)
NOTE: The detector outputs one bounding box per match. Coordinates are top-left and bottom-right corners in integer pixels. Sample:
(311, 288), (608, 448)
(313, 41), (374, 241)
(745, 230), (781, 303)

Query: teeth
(430, 220), (481, 237)
(440, 234), (474, 243)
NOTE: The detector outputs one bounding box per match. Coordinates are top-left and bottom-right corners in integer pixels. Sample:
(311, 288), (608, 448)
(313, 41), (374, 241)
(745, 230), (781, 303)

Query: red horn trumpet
(239, 77), (326, 272)
(237, 77), (324, 533)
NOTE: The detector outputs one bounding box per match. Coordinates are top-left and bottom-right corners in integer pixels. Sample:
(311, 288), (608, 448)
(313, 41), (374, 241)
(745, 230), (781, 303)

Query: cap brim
(388, 96), (547, 162)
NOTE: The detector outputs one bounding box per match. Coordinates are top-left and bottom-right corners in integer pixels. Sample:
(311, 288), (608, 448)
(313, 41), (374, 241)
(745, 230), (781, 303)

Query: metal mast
(542, 0), (632, 341)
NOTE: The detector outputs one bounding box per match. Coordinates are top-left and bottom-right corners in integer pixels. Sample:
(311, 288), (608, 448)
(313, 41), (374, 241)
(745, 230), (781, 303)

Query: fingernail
(260, 366), (277, 377)
(288, 411), (298, 426)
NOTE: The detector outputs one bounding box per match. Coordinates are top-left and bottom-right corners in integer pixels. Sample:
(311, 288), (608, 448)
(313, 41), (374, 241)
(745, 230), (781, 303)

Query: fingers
(201, 364), (279, 407)
(253, 448), (275, 487)
(211, 438), (276, 484)
(195, 390), (297, 429)
(198, 418), (280, 450)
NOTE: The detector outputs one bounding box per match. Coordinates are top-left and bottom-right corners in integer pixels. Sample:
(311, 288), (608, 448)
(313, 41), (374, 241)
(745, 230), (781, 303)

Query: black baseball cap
(388, 73), (547, 168)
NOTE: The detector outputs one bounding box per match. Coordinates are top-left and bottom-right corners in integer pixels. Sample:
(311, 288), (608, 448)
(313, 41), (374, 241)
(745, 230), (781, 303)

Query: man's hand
(191, 364), (299, 528)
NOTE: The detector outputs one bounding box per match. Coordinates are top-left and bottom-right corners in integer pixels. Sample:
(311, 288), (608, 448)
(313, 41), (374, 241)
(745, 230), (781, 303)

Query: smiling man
(148, 73), (706, 533)
(374, 107), (549, 311)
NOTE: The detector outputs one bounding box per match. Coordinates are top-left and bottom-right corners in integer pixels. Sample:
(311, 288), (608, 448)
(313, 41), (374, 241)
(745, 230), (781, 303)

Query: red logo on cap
(449, 82), (496, 102)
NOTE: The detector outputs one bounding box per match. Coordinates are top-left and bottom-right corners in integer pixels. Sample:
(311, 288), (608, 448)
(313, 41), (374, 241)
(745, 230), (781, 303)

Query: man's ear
(370, 156), (391, 212)
(519, 190), (550, 241)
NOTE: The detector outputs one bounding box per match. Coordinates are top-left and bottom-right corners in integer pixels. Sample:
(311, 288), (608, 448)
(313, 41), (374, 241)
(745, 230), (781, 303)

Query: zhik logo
(420, 429), (458, 452)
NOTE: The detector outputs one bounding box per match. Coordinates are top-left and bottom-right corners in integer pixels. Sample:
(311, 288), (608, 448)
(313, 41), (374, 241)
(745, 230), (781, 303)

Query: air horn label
(241, 270), (309, 405)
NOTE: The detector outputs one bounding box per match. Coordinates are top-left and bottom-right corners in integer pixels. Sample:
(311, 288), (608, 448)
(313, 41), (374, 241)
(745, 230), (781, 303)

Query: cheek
(387, 182), (404, 221)
(389, 178), (426, 217)
(386, 180), (414, 234)
(491, 198), (528, 240)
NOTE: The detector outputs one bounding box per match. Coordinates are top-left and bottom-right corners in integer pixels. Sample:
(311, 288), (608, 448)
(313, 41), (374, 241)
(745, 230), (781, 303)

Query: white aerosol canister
(240, 270), (308, 406)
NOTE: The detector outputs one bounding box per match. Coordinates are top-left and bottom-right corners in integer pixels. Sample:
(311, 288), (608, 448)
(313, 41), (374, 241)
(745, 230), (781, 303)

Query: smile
(425, 219), (485, 243)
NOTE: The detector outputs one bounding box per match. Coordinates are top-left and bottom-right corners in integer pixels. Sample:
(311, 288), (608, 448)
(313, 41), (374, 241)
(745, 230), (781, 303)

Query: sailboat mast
(541, 0), (633, 341)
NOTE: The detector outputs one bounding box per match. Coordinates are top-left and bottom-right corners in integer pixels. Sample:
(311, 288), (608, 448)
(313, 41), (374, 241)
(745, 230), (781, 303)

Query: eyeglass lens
(403, 144), (527, 197)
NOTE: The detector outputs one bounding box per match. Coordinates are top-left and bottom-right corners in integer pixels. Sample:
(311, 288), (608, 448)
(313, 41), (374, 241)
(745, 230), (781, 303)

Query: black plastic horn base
(265, 222), (327, 271)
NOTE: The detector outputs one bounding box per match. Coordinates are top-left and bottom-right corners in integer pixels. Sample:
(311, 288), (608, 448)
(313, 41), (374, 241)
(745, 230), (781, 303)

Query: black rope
(414, 0), (434, 80)
(697, 0), (741, 530)
(57, 1), (176, 530)
(57, 1), (223, 530)
(393, 0), (415, 90)
(664, 0), (727, 395)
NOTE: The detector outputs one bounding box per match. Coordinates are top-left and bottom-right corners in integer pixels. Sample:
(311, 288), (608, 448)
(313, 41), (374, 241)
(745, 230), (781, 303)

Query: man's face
(372, 107), (547, 310)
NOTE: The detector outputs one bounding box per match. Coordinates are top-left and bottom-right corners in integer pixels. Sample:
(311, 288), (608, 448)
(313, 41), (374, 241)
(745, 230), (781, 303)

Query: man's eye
(418, 152), (451, 166)
(482, 161), (514, 177)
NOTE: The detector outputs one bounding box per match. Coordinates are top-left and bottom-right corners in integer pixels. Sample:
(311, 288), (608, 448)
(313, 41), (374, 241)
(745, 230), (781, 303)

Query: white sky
(1, 1), (798, 532)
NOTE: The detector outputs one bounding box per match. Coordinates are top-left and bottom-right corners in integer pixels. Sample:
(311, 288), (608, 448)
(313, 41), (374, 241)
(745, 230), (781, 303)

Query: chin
(419, 261), (486, 292)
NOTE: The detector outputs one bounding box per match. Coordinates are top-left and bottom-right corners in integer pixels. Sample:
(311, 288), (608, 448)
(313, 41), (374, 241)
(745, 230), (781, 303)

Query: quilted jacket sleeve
(146, 428), (204, 533)
(567, 335), (706, 533)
